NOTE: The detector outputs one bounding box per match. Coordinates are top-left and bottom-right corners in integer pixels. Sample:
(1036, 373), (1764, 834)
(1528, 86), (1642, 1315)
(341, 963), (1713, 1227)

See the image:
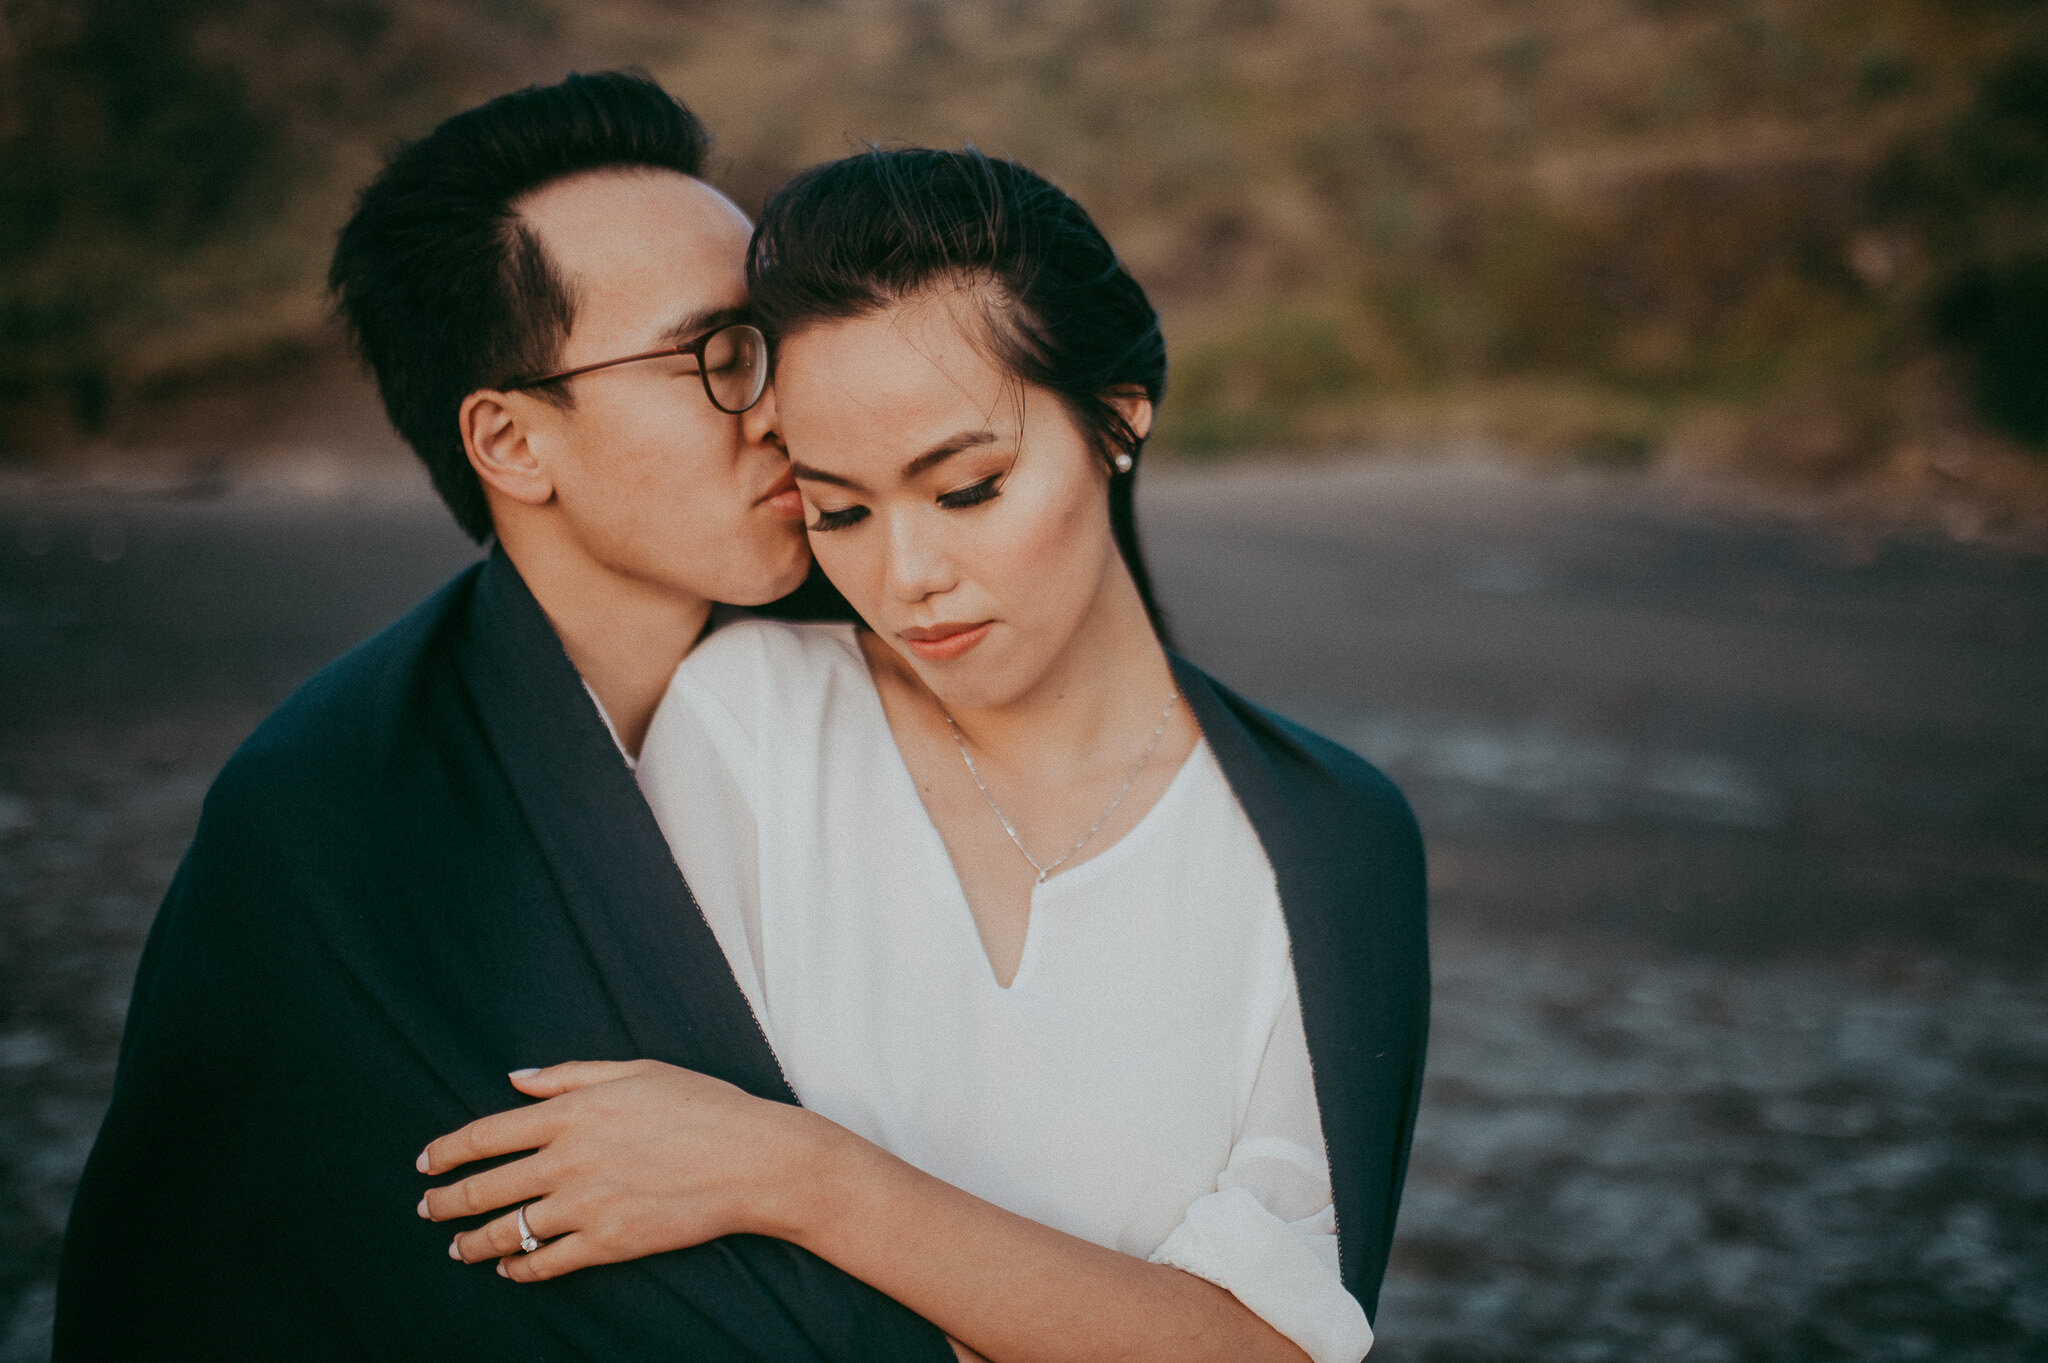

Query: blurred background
(2, 1), (2045, 1360)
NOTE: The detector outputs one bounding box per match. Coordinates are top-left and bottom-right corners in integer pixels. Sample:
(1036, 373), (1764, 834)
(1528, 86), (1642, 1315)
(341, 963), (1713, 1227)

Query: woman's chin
(917, 654), (1048, 718)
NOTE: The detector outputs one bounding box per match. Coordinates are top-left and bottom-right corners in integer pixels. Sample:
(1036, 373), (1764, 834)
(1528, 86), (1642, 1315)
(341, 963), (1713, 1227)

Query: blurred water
(0, 720), (254, 1363)
(3, 458), (2045, 1360)
(1320, 714), (1785, 830)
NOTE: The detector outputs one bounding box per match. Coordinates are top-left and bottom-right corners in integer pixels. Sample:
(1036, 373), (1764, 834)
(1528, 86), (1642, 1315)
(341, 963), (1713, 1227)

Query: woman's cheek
(991, 494), (1098, 631)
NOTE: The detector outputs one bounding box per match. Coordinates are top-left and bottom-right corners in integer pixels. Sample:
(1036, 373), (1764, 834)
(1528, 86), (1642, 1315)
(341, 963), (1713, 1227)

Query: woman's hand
(416, 1060), (827, 1282)
(423, 1062), (1306, 1361)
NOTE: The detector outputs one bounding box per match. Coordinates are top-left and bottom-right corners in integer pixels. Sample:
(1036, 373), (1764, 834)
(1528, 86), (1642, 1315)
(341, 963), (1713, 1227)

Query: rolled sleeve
(1149, 967), (1374, 1363)
(1149, 1183), (1372, 1363)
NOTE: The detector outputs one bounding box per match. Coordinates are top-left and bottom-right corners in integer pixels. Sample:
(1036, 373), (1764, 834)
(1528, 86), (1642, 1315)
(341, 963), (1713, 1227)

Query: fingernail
(448, 1238), (461, 1260)
(496, 1261), (509, 1277)
(415, 1150), (429, 1173)
(416, 1197), (429, 1219)
(509, 1068), (540, 1080)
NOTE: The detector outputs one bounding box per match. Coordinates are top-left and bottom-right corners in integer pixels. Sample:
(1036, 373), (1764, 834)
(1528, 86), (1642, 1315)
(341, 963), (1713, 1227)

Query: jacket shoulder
(1176, 657), (1421, 854)
(1265, 706), (1420, 846)
(204, 562), (483, 822)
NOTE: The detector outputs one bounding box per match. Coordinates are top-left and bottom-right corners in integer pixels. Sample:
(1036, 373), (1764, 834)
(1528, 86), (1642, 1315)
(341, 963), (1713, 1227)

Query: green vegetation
(4, 0), (2045, 476)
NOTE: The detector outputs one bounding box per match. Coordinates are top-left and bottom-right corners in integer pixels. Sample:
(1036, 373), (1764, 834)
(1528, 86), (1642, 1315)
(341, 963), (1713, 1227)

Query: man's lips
(756, 469), (804, 520)
(898, 620), (993, 663)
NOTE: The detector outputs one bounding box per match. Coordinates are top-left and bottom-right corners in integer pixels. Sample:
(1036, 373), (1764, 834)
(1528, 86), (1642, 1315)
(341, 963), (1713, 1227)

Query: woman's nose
(883, 512), (956, 603)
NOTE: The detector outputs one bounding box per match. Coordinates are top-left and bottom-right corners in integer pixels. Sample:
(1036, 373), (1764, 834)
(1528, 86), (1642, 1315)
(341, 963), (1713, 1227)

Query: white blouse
(636, 620), (1373, 1363)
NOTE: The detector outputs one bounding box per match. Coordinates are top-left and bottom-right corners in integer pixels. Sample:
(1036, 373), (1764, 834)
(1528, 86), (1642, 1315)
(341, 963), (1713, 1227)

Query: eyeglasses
(502, 322), (769, 414)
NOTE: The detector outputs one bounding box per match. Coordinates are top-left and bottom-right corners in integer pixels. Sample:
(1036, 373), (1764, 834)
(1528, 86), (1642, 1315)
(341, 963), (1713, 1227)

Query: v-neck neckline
(848, 632), (1205, 992)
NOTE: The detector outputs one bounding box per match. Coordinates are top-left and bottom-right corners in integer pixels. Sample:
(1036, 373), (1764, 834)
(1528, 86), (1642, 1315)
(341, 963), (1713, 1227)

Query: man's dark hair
(748, 147), (1171, 638)
(329, 71), (709, 541)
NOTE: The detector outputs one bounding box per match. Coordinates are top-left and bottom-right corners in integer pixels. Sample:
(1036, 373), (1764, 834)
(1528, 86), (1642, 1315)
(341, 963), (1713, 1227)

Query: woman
(416, 149), (1427, 1363)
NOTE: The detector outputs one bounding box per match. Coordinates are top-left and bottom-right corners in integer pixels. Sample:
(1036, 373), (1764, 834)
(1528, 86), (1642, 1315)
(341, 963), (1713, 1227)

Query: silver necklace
(942, 691), (1180, 885)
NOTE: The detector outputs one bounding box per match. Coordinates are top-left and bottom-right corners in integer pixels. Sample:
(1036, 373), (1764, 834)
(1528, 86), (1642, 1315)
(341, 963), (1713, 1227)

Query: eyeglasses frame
(500, 321), (769, 414)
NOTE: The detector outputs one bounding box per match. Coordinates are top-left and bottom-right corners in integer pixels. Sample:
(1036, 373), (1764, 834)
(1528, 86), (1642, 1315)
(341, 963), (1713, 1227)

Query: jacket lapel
(453, 547), (794, 1103)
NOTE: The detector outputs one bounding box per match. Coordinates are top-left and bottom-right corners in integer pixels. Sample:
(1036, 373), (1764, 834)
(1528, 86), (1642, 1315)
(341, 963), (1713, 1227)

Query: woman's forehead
(779, 300), (1023, 454)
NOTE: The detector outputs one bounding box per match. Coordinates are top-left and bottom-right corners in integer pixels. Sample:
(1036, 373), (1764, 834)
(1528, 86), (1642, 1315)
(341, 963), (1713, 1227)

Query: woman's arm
(419, 1061), (1309, 1363)
(782, 1107), (1310, 1363)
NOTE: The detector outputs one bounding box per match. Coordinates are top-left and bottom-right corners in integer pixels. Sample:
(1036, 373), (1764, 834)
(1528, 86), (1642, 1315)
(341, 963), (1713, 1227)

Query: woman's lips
(757, 471), (804, 520)
(898, 620), (993, 662)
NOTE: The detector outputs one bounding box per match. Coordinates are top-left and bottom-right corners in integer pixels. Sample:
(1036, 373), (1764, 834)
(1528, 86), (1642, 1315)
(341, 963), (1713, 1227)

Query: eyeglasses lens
(704, 325), (768, 413)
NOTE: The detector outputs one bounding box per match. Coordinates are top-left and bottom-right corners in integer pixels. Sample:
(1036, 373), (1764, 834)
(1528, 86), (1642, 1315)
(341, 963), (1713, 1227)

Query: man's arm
(56, 846), (372, 1359)
(57, 774), (953, 1362)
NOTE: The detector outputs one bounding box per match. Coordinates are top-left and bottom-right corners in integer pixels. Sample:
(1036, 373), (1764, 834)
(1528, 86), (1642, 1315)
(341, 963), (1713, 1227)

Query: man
(55, 71), (950, 1361)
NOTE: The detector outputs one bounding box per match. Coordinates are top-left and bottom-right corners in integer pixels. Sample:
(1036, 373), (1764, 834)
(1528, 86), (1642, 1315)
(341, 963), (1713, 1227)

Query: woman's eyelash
(809, 473), (1001, 530)
(937, 475), (1003, 510)
(810, 506), (869, 532)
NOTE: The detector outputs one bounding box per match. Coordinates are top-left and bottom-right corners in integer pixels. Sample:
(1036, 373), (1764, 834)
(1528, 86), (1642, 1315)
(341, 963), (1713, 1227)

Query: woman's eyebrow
(790, 461), (864, 490)
(791, 431), (1000, 492)
(901, 430), (998, 478)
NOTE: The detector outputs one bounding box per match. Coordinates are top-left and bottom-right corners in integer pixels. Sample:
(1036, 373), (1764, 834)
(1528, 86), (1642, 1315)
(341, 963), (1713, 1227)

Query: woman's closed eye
(935, 473), (1003, 510)
(809, 474), (1006, 533)
(810, 503), (869, 532)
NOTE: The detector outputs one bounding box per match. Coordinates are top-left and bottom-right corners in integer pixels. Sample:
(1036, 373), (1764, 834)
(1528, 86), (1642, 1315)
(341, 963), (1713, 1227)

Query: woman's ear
(1104, 386), (1154, 443)
(461, 389), (555, 507)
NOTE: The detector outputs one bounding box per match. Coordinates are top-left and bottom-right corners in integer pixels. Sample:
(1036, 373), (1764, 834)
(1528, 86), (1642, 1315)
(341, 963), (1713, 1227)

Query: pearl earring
(1113, 452), (1134, 473)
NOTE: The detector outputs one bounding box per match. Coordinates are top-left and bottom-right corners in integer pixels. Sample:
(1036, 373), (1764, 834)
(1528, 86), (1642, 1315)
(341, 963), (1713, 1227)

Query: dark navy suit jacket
(56, 546), (1426, 1358)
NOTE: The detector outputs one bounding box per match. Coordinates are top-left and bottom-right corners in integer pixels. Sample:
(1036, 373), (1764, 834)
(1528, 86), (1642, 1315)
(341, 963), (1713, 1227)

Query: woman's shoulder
(663, 616), (868, 743)
(678, 616), (864, 692)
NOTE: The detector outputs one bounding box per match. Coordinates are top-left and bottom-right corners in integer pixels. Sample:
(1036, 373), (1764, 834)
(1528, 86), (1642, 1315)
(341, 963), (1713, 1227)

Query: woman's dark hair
(748, 147), (1171, 638)
(329, 71), (709, 542)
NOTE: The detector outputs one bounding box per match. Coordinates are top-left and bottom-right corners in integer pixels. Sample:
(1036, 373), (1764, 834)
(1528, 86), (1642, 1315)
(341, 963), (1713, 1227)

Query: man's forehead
(515, 166), (745, 242)
(517, 168), (751, 337)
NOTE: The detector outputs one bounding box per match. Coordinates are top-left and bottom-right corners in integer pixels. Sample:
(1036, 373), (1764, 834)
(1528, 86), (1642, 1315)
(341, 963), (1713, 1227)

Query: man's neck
(495, 528), (710, 761)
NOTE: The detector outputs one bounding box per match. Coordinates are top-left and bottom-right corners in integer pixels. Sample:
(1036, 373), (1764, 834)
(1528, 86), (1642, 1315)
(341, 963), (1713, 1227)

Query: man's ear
(460, 389), (556, 507)
(1105, 386), (1154, 443)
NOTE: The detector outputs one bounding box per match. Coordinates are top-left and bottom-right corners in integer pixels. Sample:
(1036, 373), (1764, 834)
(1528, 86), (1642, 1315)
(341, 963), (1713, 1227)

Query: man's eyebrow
(902, 430), (998, 478)
(657, 305), (750, 347)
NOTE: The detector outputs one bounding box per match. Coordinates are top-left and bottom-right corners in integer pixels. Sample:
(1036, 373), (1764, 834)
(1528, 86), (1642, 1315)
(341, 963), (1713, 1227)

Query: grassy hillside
(4, 0), (2045, 488)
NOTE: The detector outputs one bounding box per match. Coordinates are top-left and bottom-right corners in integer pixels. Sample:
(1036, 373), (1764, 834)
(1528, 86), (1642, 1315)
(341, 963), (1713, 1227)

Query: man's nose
(740, 381), (781, 449)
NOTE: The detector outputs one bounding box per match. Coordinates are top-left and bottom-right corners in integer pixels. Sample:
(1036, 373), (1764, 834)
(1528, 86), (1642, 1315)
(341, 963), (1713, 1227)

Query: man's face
(509, 169), (808, 605)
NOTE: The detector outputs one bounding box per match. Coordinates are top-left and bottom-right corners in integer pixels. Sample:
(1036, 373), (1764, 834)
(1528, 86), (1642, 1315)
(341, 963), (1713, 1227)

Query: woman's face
(773, 288), (1140, 710)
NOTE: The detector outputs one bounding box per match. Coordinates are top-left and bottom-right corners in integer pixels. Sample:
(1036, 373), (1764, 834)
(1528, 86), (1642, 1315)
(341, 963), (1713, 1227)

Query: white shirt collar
(580, 678), (636, 771)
